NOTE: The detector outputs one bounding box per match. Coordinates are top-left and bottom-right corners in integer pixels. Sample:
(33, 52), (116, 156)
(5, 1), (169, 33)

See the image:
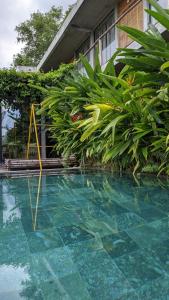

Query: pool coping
(0, 167), (81, 178)
(0, 165), (168, 181)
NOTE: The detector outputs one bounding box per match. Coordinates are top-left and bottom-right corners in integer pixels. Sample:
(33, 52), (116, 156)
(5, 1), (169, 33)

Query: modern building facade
(16, 66), (37, 72)
(37, 0), (168, 73)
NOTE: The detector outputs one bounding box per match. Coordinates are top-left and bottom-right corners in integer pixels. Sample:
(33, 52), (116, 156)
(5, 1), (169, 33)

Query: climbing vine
(0, 63), (75, 158)
(0, 63), (74, 110)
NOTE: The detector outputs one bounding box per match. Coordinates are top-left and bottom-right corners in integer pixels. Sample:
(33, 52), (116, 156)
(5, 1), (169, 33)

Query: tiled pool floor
(0, 171), (169, 299)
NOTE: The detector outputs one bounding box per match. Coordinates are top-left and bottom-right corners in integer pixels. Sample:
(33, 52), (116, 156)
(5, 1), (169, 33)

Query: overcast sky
(0, 0), (74, 68)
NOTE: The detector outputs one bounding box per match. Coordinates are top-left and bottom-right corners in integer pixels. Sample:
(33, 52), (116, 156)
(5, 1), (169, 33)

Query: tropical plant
(39, 0), (169, 175)
(77, 0), (169, 175)
(38, 53), (121, 160)
(77, 59), (164, 173)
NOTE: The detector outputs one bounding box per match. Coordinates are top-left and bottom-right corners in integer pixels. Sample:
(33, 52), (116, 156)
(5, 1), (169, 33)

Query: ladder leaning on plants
(5, 103), (78, 171)
(26, 103), (43, 171)
(23, 103), (78, 172)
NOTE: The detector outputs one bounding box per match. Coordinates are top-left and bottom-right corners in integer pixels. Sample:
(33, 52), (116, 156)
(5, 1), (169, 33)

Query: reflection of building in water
(0, 174), (48, 299)
(1, 180), (21, 223)
(2, 108), (18, 143)
(0, 264), (31, 297)
(0, 180), (3, 225)
(2, 107), (21, 160)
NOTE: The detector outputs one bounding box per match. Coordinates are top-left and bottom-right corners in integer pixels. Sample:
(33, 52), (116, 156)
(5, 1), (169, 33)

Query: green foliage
(38, 53), (124, 160)
(36, 0), (169, 175)
(0, 63), (74, 110)
(0, 63), (74, 154)
(0, 69), (40, 110)
(77, 60), (169, 174)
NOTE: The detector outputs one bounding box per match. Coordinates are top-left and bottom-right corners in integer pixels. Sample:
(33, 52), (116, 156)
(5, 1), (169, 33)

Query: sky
(0, 0), (74, 68)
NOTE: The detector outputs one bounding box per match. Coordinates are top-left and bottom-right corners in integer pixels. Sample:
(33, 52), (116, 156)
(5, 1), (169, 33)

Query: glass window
(76, 37), (90, 58)
(76, 37), (91, 74)
(94, 10), (115, 65)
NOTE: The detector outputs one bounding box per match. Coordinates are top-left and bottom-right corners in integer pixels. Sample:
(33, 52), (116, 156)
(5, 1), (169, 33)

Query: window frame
(94, 9), (116, 65)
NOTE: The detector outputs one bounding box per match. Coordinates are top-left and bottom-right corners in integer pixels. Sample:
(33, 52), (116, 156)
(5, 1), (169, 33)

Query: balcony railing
(78, 0), (143, 71)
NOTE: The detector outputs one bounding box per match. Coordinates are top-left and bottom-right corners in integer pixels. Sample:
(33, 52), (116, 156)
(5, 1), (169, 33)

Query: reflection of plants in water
(86, 176), (125, 211)
(0, 178), (41, 298)
(2, 171), (169, 298)
(51, 174), (118, 238)
(86, 175), (145, 214)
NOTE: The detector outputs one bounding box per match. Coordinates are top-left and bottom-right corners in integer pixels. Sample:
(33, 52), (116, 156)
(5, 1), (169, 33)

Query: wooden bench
(5, 156), (78, 170)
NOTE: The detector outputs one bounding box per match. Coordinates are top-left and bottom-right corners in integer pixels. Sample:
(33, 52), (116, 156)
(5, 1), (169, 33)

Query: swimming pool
(0, 170), (169, 299)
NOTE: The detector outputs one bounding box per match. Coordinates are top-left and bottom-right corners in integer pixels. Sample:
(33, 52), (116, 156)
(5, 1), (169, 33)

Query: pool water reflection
(0, 170), (169, 299)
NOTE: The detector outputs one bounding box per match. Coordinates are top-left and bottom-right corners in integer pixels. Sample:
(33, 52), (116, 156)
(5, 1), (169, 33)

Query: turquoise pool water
(0, 170), (169, 299)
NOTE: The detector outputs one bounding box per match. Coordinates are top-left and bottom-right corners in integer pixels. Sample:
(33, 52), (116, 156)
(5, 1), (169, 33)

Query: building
(37, 0), (168, 73)
(16, 66), (37, 72)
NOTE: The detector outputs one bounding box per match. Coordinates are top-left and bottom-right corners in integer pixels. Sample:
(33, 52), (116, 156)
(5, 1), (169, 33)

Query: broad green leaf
(166, 134), (169, 145)
(117, 25), (166, 50)
(145, 9), (169, 32)
(160, 61), (169, 72)
(100, 74), (129, 89)
(94, 49), (102, 74)
(133, 160), (140, 175)
(101, 115), (128, 136)
(84, 104), (113, 112)
(104, 50), (119, 75)
(142, 147), (148, 160)
(133, 130), (152, 142)
(80, 54), (94, 79)
(147, 0), (169, 20)
(80, 124), (101, 141)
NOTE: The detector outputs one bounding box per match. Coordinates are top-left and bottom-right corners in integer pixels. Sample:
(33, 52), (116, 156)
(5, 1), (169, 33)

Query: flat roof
(37, 0), (117, 72)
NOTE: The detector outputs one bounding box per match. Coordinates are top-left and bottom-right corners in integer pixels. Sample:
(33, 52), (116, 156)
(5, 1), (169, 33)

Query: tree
(65, 4), (76, 17)
(13, 5), (75, 67)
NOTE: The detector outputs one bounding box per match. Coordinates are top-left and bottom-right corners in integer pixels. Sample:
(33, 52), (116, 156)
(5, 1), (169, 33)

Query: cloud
(0, 0), (74, 68)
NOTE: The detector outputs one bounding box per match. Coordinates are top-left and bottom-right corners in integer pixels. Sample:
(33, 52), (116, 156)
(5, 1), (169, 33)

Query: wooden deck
(5, 156), (78, 170)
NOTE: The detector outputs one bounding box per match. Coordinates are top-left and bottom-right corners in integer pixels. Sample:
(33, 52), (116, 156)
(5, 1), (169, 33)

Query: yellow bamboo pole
(33, 172), (42, 231)
(28, 177), (34, 222)
(26, 105), (33, 159)
(32, 104), (43, 172)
